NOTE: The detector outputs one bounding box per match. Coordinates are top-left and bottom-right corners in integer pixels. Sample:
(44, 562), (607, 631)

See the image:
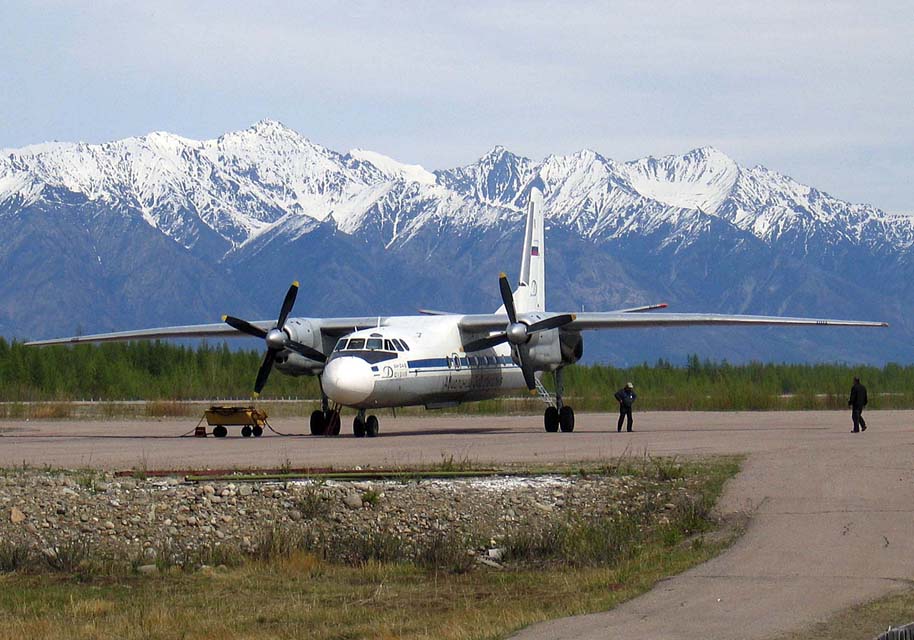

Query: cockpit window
(334, 339), (348, 351)
(390, 339), (404, 352)
(399, 339), (410, 351)
(366, 338), (383, 350)
(346, 338), (365, 350)
(384, 339), (394, 351)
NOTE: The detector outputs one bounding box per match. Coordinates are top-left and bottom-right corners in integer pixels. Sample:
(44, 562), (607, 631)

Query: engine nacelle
(559, 331), (583, 365)
(275, 318), (326, 376)
(274, 350), (324, 376)
(523, 328), (563, 372)
(283, 318), (323, 352)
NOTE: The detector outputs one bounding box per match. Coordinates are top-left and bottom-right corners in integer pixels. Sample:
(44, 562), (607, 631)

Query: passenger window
(347, 338), (365, 350)
(366, 338), (383, 350)
(334, 339), (348, 351)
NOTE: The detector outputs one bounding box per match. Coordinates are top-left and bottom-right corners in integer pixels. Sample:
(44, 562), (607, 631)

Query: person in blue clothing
(614, 382), (637, 432)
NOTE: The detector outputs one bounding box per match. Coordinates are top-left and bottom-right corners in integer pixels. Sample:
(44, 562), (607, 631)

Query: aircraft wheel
(252, 426), (263, 437)
(559, 406), (575, 433)
(327, 411), (341, 436)
(365, 415), (379, 438)
(353, 417), (366, 438)
(310, 410), (325, 436)
(241, 426), (252, 438)
(213, 425), (228, 438)
(544, 406), (559, 432)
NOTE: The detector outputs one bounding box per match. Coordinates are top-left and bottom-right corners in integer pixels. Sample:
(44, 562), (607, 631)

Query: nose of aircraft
(322, 356), (375, 405)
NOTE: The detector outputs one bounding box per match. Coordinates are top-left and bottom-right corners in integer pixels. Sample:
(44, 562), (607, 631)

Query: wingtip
(221, 314), (227, 322)
(292, 280), (300, 288)
(252, 391), (260, 398)
(529, 389), (538, 396)
(499, 272), (508, 279)
(659, 303), (669, 308)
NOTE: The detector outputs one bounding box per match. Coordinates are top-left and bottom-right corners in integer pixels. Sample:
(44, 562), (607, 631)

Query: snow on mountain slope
(2, 120), (911, 262)
(621, 146), (739, 214)
(435, 145), (535, 207)
(348, 149), (436, 185)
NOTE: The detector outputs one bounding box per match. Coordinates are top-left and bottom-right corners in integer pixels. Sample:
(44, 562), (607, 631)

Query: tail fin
(514, 187), (545, 313)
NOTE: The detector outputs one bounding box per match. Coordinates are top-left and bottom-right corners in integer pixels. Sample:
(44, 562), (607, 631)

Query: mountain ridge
(1, 121), (908, 365)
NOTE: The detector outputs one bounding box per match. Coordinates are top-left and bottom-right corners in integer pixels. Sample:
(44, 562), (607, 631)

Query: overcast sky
(1, 1), (912, 212)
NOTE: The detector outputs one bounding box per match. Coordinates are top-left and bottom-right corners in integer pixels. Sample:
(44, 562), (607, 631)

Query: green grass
(774, 589), (914, 640)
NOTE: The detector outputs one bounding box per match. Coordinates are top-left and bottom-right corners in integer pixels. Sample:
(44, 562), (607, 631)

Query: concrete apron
(511, 414), (914, 640)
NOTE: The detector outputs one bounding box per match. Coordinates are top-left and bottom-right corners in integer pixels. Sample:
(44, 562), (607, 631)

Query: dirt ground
(2, 410), (913, 639)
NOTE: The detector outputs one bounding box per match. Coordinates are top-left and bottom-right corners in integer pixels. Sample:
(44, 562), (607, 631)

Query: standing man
(614, 382), (637, 432)
(848, 376), (868, 433)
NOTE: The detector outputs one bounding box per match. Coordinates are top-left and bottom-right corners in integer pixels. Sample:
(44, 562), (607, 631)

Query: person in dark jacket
(614, 382), (637, 432)
(848, 376), (868, 433)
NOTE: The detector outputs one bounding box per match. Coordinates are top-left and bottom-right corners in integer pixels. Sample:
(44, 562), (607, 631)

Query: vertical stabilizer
(515, 188), (545, 313)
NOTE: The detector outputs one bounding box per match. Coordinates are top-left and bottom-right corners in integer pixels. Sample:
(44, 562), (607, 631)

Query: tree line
(1, 339), (909, 409)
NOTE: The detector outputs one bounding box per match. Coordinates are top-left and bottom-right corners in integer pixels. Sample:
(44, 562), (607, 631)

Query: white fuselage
(321, 316), (528, 409)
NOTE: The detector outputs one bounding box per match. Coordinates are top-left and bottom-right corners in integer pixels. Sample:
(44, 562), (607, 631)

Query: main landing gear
(352, 409), (380, 438)
(543, 368), (575, 433)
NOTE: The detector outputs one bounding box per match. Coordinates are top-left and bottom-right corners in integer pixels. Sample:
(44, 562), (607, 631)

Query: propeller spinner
(223, 281), (326, 396)
(463, 273), (574, 391)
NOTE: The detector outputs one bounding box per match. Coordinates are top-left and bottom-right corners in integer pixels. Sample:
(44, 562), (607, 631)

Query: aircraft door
(446, 352), (462, 390)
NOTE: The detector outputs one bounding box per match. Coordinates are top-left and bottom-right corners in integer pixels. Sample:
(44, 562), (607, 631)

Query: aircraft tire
(544, 406), (559, 432)
(310, 410), (325, 436)
(241, 426), (252, 438)
(366, 415), (379, 438)
(559, 406), (575, 432)
(213, 426), (228, 438)
(252, 426), (263, 437)
(353, 417), (366, 438)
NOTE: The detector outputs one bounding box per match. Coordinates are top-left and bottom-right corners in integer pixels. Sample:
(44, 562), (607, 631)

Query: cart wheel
(252, 426), (263, 437)
(241, 426), (252, 438)
(213, 426), (228, 438)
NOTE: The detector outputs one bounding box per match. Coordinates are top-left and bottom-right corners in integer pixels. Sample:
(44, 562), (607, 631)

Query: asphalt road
(2, 410), (913, 639)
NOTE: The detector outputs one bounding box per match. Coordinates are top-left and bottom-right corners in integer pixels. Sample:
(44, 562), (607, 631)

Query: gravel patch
(0, 468), (699, 568)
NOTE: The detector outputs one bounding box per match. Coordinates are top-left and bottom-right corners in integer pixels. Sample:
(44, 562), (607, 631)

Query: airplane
(26, 188), (888, 437)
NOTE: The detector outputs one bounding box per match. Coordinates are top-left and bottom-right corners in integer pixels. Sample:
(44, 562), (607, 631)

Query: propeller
(463, 273), (575, 391)
(223, 281), (326, 396)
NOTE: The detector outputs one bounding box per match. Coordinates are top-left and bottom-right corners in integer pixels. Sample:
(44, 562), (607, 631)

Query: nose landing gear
(310, 403), (342, 436)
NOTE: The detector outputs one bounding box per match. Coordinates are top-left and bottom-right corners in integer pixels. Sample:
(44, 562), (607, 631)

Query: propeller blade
(223, 315), (268, 339)
(517, 345), (537, 391)
(286, 340), (327, 363)
(527, 313), (576, 333)
(463, 333), (508, 352)
(498, 273), (517, 324)
(253, 349), (277, 395)
(277, 281), (299, 328)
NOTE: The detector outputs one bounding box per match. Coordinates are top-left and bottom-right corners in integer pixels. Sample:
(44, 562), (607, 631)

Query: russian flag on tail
(531, 245), (539, 256)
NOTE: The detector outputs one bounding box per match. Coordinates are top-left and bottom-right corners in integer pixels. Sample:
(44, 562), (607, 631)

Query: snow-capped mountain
(2, 120), (910, 364)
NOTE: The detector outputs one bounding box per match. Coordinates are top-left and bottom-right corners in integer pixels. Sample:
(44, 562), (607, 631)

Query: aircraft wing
(458, 311), (888, 333)
(24, 316), (387, 346)
(566, 312), (889, 330)
(23, 322), (269, 346)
